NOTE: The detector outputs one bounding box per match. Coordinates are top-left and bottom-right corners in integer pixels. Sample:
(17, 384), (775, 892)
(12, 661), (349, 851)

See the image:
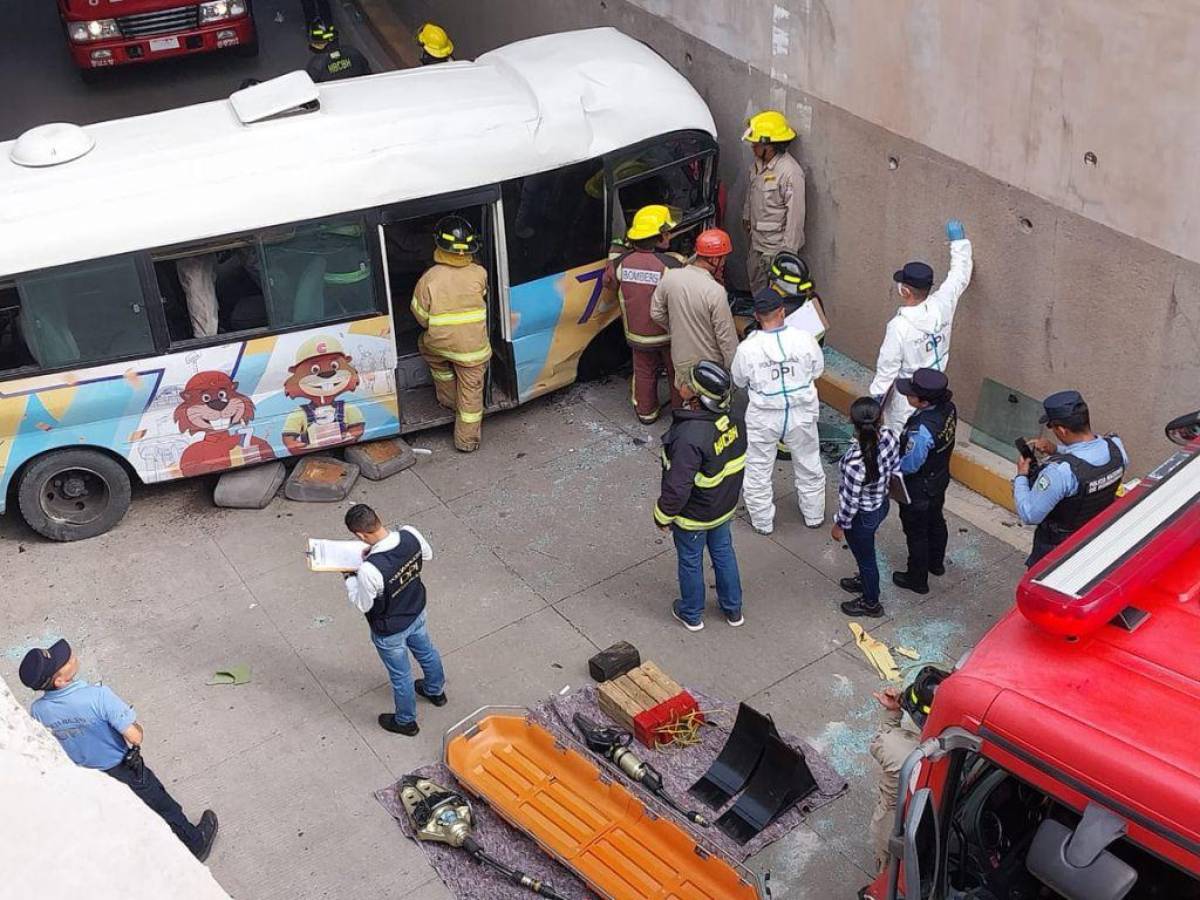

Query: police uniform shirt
(30, 679), (136, 770)
(1013, 435), (1129, 525)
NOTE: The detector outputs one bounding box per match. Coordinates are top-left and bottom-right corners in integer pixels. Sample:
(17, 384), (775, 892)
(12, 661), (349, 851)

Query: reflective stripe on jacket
(604, 249), (683, 348)
(654, 407), (747, 530)
(411, 258), (492, 366)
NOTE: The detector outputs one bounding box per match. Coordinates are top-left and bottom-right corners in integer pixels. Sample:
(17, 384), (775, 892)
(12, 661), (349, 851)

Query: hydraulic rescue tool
(398, 775), (568, 899)
(571, 713), (710, 827)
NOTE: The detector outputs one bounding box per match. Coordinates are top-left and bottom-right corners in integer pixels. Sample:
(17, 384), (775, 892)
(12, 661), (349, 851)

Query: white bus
(0, 27), (719, 540)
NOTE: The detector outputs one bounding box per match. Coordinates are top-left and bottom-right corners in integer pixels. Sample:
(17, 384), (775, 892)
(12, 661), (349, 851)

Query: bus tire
(17, 449), (132, 542)
(577, 320), (630, 382)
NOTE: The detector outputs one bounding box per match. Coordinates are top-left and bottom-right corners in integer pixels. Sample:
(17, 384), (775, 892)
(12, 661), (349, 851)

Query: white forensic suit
(869, 238), (973, 434)
(731, 324), (826, 530)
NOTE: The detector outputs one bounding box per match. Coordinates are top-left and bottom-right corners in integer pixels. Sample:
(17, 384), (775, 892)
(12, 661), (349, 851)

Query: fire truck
(57, 0), (257, 80)
(866, 412), (1200, 900)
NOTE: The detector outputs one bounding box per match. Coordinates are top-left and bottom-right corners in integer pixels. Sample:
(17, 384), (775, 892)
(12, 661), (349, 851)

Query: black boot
(892, 571), (930, 595)
(193, 810), (219, 862)
(840, 596), (885, 618)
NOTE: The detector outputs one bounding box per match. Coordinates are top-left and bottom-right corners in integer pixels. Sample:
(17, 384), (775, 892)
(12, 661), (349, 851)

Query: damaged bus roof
(0, 27), (716, 277)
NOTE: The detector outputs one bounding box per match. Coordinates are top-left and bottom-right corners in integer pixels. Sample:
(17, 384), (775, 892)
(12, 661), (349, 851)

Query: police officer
(411, 216), (491, 452)
(654, 361), (748, 632)
(343, 504), (446, 736)
(305, 38), (372, 83)
(1014, 391), (1128, 567)
(869, 220), (973, 435)
(19, 639), (219, 860)
(869, 667), (947, 874)
(603, 205), (685, 424)
(416, 22), (455, 64)
(893, 368), (957, 594)
(741, 110), (806, 293)
(731, 265), (826, 534)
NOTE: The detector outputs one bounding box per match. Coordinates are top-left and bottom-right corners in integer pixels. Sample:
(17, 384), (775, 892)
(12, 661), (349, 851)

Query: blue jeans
(845, 500), (890, 608)
(672, 520), (743, 624)
(370, 610), (445, 725)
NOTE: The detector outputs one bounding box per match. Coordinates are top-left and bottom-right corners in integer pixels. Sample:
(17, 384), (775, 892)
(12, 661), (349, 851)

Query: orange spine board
(446, 713), (761, 900)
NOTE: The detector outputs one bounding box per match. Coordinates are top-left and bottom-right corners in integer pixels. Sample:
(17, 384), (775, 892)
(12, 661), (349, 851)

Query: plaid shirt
(835, 429), (901, 528)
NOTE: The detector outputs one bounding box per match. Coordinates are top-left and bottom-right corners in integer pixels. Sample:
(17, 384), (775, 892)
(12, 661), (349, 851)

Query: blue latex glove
(946, 219), (966, 241)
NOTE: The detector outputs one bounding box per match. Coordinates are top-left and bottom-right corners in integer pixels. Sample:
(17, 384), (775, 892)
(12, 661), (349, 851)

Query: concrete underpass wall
(0, 676), (230, 898)
(398, 0), (1200, 470)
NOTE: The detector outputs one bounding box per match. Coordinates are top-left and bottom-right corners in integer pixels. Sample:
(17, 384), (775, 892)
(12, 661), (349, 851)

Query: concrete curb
(351, 0), (420, 69)
(816, 355), (1018, 513)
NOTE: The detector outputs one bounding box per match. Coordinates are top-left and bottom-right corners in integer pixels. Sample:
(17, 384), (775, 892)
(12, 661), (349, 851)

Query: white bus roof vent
(230, 71), (320, 124)
(10, 123), (96, 168)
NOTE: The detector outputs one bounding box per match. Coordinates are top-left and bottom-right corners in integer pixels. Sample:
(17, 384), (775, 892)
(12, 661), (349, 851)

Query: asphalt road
(1, 0), (359, 140)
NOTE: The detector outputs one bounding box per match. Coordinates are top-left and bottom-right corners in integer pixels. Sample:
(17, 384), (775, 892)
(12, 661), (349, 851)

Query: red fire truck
(866, 413), (1200, 900)
(57, 0), (257, 80)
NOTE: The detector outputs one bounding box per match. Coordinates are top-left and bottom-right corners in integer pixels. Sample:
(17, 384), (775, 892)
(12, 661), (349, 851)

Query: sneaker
(671, 600), (704, 632)
(414, 679), (447, 707)
(193, 809), (219, 862)
(378, 714), (419, 736)
(840, 597), (885, 618)
(751, 521), (774, 536)
(724, 609), (745, 627)
(804, 519), (825, 529)
(892, 571), (930, 595)
(839, 575), (863, 594)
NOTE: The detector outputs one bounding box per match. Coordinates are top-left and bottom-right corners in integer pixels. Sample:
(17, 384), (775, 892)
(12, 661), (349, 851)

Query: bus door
(378, 186), (514, 431)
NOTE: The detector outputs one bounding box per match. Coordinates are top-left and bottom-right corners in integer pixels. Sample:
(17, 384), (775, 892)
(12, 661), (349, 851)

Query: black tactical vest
(1034, 437), (1124, 548)
(901, 400), (957, 502)
(364, 531), (427, 636)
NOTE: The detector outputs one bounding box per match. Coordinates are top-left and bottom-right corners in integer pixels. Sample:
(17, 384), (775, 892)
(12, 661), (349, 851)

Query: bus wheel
(17, 449), (131, 542)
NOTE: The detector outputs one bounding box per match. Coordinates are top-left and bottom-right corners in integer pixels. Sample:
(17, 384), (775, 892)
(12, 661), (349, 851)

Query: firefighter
(412, 216), (490, 452)
(869, 220), (973, 435)
(731, 266), (826, 534)
(742, 110), (806, 293)
(1014, 391), (1128, 567)
(301, 0), (336, 50)
(653, 360), (748, 632)
(306, 37), (372, 83)
(869, 667), (947, 874)
(893, 368), (957, 594)
(650, 229), (739, 392)
(603, 205), (685, 424)
(416, 22), (455, 64)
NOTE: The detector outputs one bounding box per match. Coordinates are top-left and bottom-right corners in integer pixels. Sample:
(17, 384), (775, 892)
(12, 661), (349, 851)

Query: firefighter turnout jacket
(604, 248), (683, 348)
(411, 251), (492, 367)
(654, 407), (748, 531)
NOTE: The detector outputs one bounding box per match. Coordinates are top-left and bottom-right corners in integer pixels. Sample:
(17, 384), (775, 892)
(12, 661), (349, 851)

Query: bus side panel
(0, 317), (398, 512)
(509, 258), (620, 402)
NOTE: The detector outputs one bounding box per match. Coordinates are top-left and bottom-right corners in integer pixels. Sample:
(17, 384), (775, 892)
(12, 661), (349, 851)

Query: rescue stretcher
(444, 707), (765, 899)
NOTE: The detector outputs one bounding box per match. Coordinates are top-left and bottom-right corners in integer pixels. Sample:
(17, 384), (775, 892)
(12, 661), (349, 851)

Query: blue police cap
(895, 368), (949, 401)
(1039, 390), (1086, 424)
(752, 286), (785, 315)
(19, 639), (71, 691)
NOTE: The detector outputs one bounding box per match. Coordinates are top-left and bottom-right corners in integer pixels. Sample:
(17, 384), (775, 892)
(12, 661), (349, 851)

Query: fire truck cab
(57, 0), (257, 80)
(867, 433), (1200, 900)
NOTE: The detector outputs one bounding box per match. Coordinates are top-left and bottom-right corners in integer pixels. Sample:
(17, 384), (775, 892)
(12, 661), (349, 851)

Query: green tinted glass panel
(971, 378), (1044, 462)
(260, 217), (375, 328)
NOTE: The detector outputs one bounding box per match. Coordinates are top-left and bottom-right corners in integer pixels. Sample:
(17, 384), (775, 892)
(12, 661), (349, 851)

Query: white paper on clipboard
(785, 300), (827, 340)
(306, 538), (369, 572)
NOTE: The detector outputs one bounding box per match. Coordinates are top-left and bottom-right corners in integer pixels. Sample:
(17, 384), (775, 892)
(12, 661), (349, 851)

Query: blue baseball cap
(1039, 390), (1087, 425)
(752, 286), (785, 315)
(893, 261), (934, 291)
(19, 639), (71, 691)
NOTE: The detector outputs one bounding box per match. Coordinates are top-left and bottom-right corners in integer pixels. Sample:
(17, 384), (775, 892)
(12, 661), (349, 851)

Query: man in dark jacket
(893, 368), (957, 594)
(343, 504), (446, 736)
(653, 360), (747, 632)
(306, 39), (372, 83)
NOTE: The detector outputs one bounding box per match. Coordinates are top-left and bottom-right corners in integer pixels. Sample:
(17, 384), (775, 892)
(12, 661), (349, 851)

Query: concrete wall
(0, 676), (230, 899)
(396, 0), (1200, 469)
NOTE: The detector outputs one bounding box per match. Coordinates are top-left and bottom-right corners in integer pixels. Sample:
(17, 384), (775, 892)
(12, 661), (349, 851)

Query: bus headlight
(199, 0), (247, 22)
(68, 19), (120, 42)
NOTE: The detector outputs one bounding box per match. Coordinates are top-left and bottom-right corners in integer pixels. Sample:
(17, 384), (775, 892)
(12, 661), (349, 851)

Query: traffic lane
(1, 0), (312, 140)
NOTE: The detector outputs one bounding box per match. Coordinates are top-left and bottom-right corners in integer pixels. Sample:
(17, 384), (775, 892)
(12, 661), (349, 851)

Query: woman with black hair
(832, 397), (901, 617)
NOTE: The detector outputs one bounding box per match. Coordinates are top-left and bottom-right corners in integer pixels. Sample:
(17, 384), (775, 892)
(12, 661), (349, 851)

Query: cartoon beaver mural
(282, 335), (365, 455)
(173, 371), (275, 477)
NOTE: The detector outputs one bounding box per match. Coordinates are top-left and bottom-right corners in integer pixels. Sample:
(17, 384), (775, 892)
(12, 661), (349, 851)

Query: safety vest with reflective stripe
(654, 407), (748, 531)
(608, 249), (682, 349)
(411, 260), (492, 367)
